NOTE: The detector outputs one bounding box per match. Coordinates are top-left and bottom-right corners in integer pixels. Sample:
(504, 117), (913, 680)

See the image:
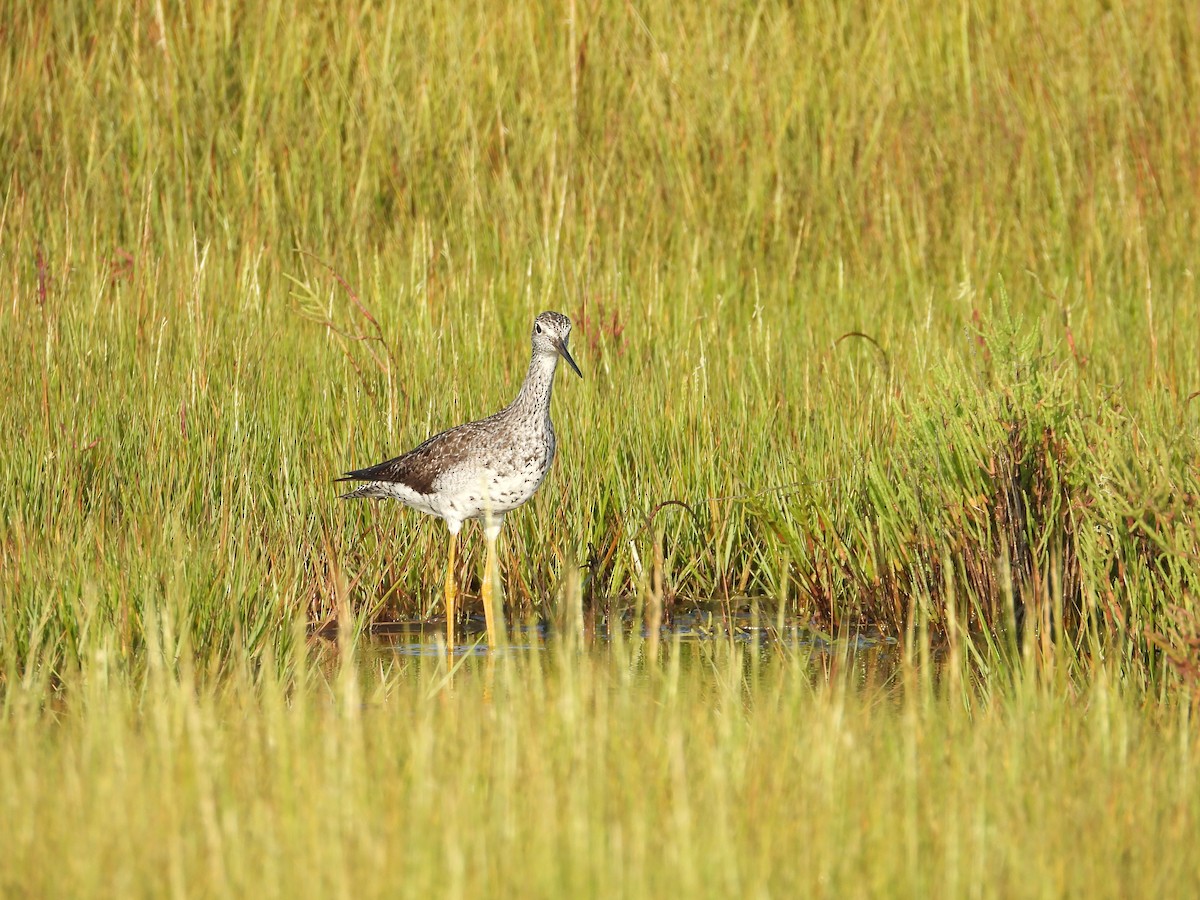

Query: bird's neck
(511, 351), (558, 419)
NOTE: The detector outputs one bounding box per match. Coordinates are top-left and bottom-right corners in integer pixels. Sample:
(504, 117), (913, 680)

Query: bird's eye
(535, 323), (543, 334)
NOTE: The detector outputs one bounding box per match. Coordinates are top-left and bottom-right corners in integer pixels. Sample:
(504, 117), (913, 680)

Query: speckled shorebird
(337, 311), (582, 649)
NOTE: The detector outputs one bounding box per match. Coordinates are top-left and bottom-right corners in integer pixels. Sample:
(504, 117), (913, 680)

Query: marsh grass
(3, 0), (1200, 687)
(1, 625), (1198, 898)
(6, 4), (1200, 892)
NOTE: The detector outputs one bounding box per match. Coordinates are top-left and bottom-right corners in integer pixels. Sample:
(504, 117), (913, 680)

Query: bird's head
(532, 311), (582, 378)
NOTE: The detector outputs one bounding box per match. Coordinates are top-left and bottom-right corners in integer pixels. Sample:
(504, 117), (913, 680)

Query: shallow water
(358, 606), (900, 663)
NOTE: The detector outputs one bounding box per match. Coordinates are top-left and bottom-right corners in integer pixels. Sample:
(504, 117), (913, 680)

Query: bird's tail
(335, 477), (391, 500)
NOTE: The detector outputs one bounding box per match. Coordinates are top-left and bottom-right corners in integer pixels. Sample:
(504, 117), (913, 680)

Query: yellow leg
(481, 521), (506, 647)
(444, 529), (459, 654)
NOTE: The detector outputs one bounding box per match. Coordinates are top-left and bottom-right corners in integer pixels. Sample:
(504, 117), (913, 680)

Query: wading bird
(338, 311), (582, 649)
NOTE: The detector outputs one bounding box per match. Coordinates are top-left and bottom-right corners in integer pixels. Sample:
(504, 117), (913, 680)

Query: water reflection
(357, 606), (899, 661)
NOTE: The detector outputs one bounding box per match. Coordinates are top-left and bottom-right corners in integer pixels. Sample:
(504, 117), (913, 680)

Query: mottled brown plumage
(337, 424), (486, 496)
(337, 311), (582, 648)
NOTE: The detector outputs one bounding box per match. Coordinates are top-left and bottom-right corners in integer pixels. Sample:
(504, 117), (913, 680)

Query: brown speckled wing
(337, 423), (483, 496)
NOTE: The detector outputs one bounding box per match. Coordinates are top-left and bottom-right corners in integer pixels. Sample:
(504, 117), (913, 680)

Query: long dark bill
(555, 339), (583, 378)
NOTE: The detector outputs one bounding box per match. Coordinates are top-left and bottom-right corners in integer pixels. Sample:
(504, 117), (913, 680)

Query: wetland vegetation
(3, 0), (1200, 894)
